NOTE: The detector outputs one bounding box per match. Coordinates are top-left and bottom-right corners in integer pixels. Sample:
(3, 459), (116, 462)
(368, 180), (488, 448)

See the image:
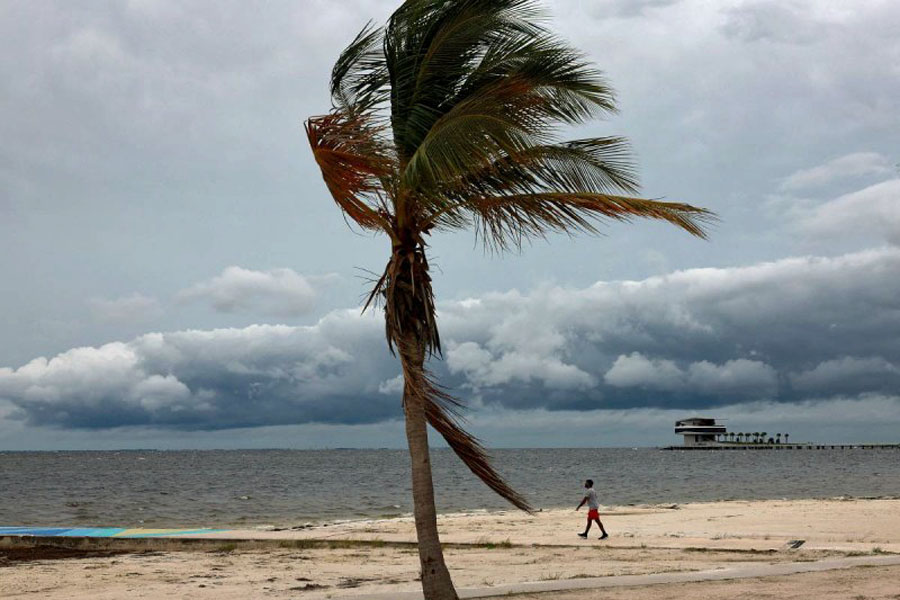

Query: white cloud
(585, 0), (682, 19)
(720, 1), (834, 45)
(686, 358), (777, 395)
(801, 179), (900, 245)
(129, 374), (192, 411)
(446, 341), (596, 390)
(604, 353), (776, 396)
(791, 356), (900, 392)
(89, 293), (162, 323)
(178, 266), (336, 317)
(780, 152), (894, 191)
(604, 352), (683, 390)
(377, 375), (404, 395)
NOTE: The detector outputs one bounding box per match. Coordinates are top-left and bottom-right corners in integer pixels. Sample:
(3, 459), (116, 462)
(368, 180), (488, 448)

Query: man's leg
(578, 516), (592, 538)
(595, 517), (608, 539)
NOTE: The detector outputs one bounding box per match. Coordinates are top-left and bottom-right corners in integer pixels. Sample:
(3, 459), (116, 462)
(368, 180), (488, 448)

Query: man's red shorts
(587, 509), (599, 520)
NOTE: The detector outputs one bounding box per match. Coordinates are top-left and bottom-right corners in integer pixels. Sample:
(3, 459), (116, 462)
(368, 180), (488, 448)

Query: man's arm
(576, 496), (587, 510)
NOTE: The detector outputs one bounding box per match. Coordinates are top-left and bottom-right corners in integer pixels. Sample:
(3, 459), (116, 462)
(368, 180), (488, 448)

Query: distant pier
(667, 416), (899, 450)
(662, 443), (900, 451)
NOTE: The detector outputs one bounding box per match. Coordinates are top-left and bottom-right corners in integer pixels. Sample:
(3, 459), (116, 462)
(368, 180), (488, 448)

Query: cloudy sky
(1, 0), (898, 450)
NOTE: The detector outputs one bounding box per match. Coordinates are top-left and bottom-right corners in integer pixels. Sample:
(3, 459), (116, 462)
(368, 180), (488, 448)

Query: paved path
(348, 555), (900, 600)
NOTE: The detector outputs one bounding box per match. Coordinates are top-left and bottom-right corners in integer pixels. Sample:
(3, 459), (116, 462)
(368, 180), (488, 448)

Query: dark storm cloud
(0, 312), (401, 430)
(438, 247), (900, 411)
(1, 248), (898, 430)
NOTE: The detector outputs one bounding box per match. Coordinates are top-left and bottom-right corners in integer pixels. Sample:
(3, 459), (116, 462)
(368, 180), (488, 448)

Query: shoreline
(8, 494), (900, 532)
(3, 497), (899, 599)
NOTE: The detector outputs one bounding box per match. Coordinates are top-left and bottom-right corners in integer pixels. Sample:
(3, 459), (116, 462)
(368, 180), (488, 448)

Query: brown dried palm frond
(424, 382), (532, 513)
(305, 112), (395, 235)
(398, 336), (533, 513)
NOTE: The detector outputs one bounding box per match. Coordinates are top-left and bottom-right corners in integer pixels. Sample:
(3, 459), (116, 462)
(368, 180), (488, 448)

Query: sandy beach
(3, 497), (899, 599)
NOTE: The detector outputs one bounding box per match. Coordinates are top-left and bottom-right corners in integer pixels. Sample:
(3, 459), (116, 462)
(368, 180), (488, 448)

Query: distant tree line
(717, 432), (790, 444)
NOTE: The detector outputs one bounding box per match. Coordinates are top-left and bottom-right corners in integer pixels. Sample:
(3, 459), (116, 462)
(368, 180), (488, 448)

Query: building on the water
(674, 417), (727, 447)
(669, 418), (895, 450)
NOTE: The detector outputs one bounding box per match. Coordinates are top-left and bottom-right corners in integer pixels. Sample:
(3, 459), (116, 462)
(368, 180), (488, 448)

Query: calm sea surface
(1, 448), (898, 528)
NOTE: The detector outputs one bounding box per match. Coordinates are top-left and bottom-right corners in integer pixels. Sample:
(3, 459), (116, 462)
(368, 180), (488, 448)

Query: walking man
(576, 479), (608, 539)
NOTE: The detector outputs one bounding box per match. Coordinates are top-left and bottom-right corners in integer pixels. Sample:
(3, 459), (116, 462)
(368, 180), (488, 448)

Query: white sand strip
(347, 554), (900, 600)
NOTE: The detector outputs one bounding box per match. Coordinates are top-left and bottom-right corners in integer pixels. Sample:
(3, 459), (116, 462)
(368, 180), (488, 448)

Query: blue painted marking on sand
(119, 529), (225, 538)
(57, 528), (125, 537)
(0, 528), (72, 536)
(0, 527), (228, 538)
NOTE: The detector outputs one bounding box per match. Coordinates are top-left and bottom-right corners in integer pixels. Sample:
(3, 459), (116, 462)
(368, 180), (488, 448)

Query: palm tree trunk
(400, 334), (459, 600)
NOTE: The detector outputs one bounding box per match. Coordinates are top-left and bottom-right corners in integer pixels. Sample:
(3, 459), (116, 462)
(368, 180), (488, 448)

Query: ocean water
(1, 448), (898, 528)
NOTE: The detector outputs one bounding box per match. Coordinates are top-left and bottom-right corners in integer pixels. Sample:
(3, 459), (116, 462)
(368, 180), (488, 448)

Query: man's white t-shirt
(586, 488), (599, 510)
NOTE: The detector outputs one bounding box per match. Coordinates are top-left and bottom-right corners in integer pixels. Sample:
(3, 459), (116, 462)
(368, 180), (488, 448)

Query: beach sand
(2, 498), (899, 599)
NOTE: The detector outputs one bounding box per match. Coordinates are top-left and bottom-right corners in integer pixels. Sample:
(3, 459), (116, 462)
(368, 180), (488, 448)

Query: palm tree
(776, 433), (782, 445)
(784, 433), (790, 444)
(306, 2), (711, 597)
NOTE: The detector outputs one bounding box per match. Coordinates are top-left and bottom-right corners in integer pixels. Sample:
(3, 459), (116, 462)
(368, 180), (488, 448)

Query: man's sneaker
(599, 533), (609, 540)
(577, 532), (588, 538)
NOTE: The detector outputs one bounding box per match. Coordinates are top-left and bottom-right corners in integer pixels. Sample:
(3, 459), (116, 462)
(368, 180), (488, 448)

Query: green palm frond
(459, 137), (638, 197)
(386, 0), (591, 160)
(398, 35), (619, 191)
(461, 193), (714, 251)
(401, 89), (547, 191)
(330, 23), (389, 114)
(419, 137), (639, 233)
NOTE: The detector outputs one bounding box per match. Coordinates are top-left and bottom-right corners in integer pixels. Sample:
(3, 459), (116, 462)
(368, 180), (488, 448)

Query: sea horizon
(3, 447), (898, 529)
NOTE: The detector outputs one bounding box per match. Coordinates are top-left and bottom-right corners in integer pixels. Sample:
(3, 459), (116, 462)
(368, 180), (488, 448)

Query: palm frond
(460, 193), (715, 251)
(400, 66), (619, 194)
(305, 112), (395, 234)
(386, 0), (549, 159)
(330, 23), (390, 114)
(425, 380), (533, 513)
(458, 137), (638, 198)
(455, 32), (617, 124)
(401, 90), (547, 191)
(398, 335), (533, 512)
(414, 137), (638, 233)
